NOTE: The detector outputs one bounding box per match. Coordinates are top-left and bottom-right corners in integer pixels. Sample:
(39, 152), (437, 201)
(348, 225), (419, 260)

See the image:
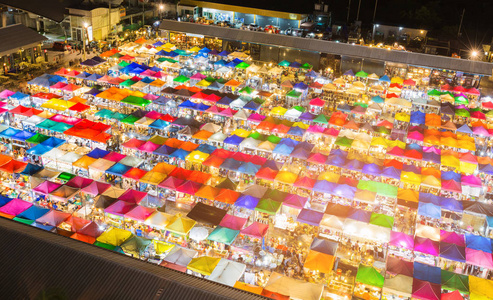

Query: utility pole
(108, 2), (111, 37)
(457, 8), (465, 38)
(356, 0), (361, 20)
(372, 0), (378, 23)
(346, 0), (351, 23)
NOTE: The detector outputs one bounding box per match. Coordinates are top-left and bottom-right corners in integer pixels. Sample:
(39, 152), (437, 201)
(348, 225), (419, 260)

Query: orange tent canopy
(303, 250), (335, 273)
(195, 185), (220, 200)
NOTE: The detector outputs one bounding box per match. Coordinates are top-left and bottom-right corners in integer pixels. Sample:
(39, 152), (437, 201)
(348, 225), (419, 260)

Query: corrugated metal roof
(0, 217), (266, 300)
(159, 20), (493, 76)
(0, 0), (83, 22)
(0, 24), (47, 57)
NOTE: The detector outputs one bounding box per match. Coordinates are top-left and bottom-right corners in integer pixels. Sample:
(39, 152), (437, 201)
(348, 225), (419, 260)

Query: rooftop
(0, 0), (83, 22)
(0, 24), (47, 57)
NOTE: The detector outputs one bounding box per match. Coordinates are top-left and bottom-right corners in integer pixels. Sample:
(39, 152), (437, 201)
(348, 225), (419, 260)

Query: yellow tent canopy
(469, 276), (493, 300)
(186, 150), (210, 164)
(387, 139), (406, 149)
(256, 141), (276, 152)
(187, 256), (221, 275)
(271, 106), (287, 116)
(441, 155), (460, 169)
(234, 282), (263, 294)
(139, 171), (167, 185)
(401, 171), (422, 185)
(303, 250), (335, 274)
(395, 112), (410, 122)
(275, 171), (298, 184)
(152, 240), (175, 255)
(317, 172), (340, 182)
(195, 79), (211, 87)
(41, 98), (76, 111)
(397, 188), (419, 203)
(371, 137), (389, 147)
(96, 227), (133, 246)
(72, 155), (97, 169)
(165, 215), (196, 235)
(391, 77), (403, 84)
(231, 128), (251, 138)
(189, 46), (201, 52)
(421, 175), (441, 188)
(460, 162), (478, 175)
(292, 122), (309, 129)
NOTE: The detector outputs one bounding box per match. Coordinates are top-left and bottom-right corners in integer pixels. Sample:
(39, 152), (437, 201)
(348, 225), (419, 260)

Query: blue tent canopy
(75, 71), (91, 79)
(422, 152), (441, 164)
(223, 135), (244, 146)
(289, 147), (310, 160)
(234, 195), (259, 210)
(439, 241), (466, 262)
(217, 96), (233, 106)
(326, 155), (346, 167)
(141, 77), (155, 84)
(418, 202), (441, 219)
(362, 163), (382, 176)
(440, 197), (463, 212)
(262, 160), (282, 171)
(334, 184), (356, 199)
(31, 221), (54, 231)
(105, 163), (132, 176)
(178, 100), (196, 109)
(27, 144), (53, 156)
(305, 70), (319, 78)
(214, 59), (227, 67)
(86, 73), (102, 81)
(310, 237), (338, 255)
(220, 158), (243, 171)
(287, 126), (305, 137)
(17, 205), (50, 220)
(243, 101), (261, 111)
(293, 82), (308, 90)
(371, 96), (384, 103)
(0, 127), (21, 138)
(273, 144), (294, 156)
(225, 61), (238, 68)
(0, 195), (12, 207)
(278, 138), (299, 148)
(193, 103), (210, 111)
(148, 119), (169, 129)
(289, 61), (301, 68)
(80, 59), (100, 66)
(169, 149), (190, 160)
(419, 193), (441, 205)
(456, 124), (473, 134)
(442, 171), (461, 182)
(153, 41), (164, 47)
(218, 50), (230, 56)
(410, 111), (426, 124)
(343, 69), (354, 76)
(413, 262), (441, 284)
(465, 234), (492, 253)
(237, 162), (260, 175)
(295, 141), (314, 151)
(87, 148), (110, 159)
(297, 209), (323, 226)
(153, 145), (176, 156)
(149, 66), (162, 72)
(20, 163), (43, 176)
(11, 130), (35, 141)
(379, 75), (390, 82)
(10, 92), (29, 100)
(40, 137), (65, 148)
(195, 144), (216, 154)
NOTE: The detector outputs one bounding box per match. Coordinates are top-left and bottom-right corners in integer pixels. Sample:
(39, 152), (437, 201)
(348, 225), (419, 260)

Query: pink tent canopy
(36, 210), (71, 226)
(190, 73), (206, 80)
(158, 176), (185, 190)
(441, 180), (462, 193)
(176, 180), (202, 195)
(33, 181), (62, 195)
(307, 125), (325, 134)
(143, 94), (159, 101)
(81, 181), (111, 196)
(219, 214), (247, 230)
(307, 153), (328, 164)
(66, 176), (94, 189)
(145, 111), (162, 119)
(61, 84), (81, 92)
(309, 97), (325, 106)
(461, 174), (482, 187)
(50, 82), (67, 89)
(240, 222), (269, 238)
(283, 194), (308, 209)
(138, 141), (160, 153)
(76, 221), (104, 237)
(124, 205), (156, 222)
(440, 230), (465, 246)
(122, 138), (146, 150)
(423, 146), (441, 155)
(247, 113), (266, 122)
(412, 279), (441, 300)
(465, 248), (493, 269)
(466, 88), (480, 95)
(414, 237), (439, 256)
(323, 127), (340, 137)
(0, 90), (15, 99)
(472, 126), (490, 136)
(104, 200), (136, 217)
(218, 108), (237, 117)
(103, 152), (126, 162)
(390, 231), (414, 250)
(205, 105), (223, 114)
(0, 199), (32, 216)
(441, 291), (464, 300)
(140, 69), (156, 77)
(408, 131), (424, 141)
(118, 189), (147, 204)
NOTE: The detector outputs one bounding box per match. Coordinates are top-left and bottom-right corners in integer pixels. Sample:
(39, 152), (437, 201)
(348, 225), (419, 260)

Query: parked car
(52, 42), (71, 51)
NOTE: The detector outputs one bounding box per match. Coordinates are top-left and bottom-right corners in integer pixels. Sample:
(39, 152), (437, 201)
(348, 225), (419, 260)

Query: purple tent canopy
(283, 194), (308, 209)
(440, 197), (463, 212)
(419, 193), (441, 205)
(289, 147), (310, 160)
(414, 237), (439, 256)
(299, 112), (316, 120)
(293, 82), (308, 90)
(362, 163), (382, 176)
(343, 159), (365, 171)
(440, 230), (465, 246)
(382, 166), (401, 179)
(402, 164), (421, 174)
(296, 209), (323, 226)
(347, 208), (372, 223)
(223, 135), (244, 146)
(326, 155), (346, 167)
(439, 241), (466, 262)
(343, 69), (354, 76)
(313, 180), (337, 194)
(330, 149), (348, 157)
(422, 152), (441, 163)
(333, 184), (356, 199)
(234, 195), (259, 210)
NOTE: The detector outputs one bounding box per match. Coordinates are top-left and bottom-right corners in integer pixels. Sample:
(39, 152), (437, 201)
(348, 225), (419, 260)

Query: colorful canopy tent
(412, 279), (441, 300)
(187, 256), (220, 276)
(186, 202), (227, 226)
(263, 272), (324, 300)
(96, 227), (132, 246)
(469, 276), (493, 300)
(207, 226), (240, 245)
(165, 215), (196, 235)
(120, 236), (152, 257)
(355, 264), (384, 288)
(303, 250), (334, 273)
(382, 275), (413, 298)
(207, 259), (246, 287)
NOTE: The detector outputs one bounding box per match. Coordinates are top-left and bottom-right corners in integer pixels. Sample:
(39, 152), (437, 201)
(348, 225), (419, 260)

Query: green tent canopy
(174, 49), (188, 56)
(94, 241), (117, 250)
(455, 96), (469, 105)
(249, 131), (266, 141)
(111, 112), (128, 121)
(369, 213), (394, 228)
(205, 76), (216, 82)
(441, 270), (469, 294)
(207, 226), (240, 245)
(278, 60), (290, 67)
(235, 62), (250, 69)
(335, 136), (354, 147)
(95, 109), (114, 119)
(355, 71), (368, 78)
(286, 90), (302, 98)
(375, 182), (398, 197)
(239, 86), (255, 95)
(173, 75), (190, 83)
(293, 105), (306, 112)
(455, 109), (470, 117)
(255, 198), (281, 215)
(356, 265), (384, 288)
(51, 122), (73, 133)
(354, 102), (368, 108)
(300, 63), (313, 70)
(26, 133), (50, 144)
(121, 96), (151, 107)
(120, 236), (152, 257)
(427, 89), (442, 96)
(57, 172), (76, 182)
(13, 217), (35, 225)
(376, 126), (391, 135)
(121, 115), (140, 125)
(112, 53), (124, 59)
(120, 79), (137, 87)
(37, 119), (58, 130)
(267, 135), (281, 144)
(157, 57), (178, 63)
(313, 114), (329, 124)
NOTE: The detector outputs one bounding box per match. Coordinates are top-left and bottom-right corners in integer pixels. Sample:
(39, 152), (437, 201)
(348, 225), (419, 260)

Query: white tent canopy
(207, 259), (246, 287)
(264, 272), (324, 300)
(164, 246), (197, 266)
(382, 274), (413, 298)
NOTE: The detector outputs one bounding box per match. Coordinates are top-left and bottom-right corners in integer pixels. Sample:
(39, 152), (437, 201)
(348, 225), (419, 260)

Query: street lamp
(471, 50), (478, 60)
(82, 22), (88, 60)
(159, 4), (164, 20)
